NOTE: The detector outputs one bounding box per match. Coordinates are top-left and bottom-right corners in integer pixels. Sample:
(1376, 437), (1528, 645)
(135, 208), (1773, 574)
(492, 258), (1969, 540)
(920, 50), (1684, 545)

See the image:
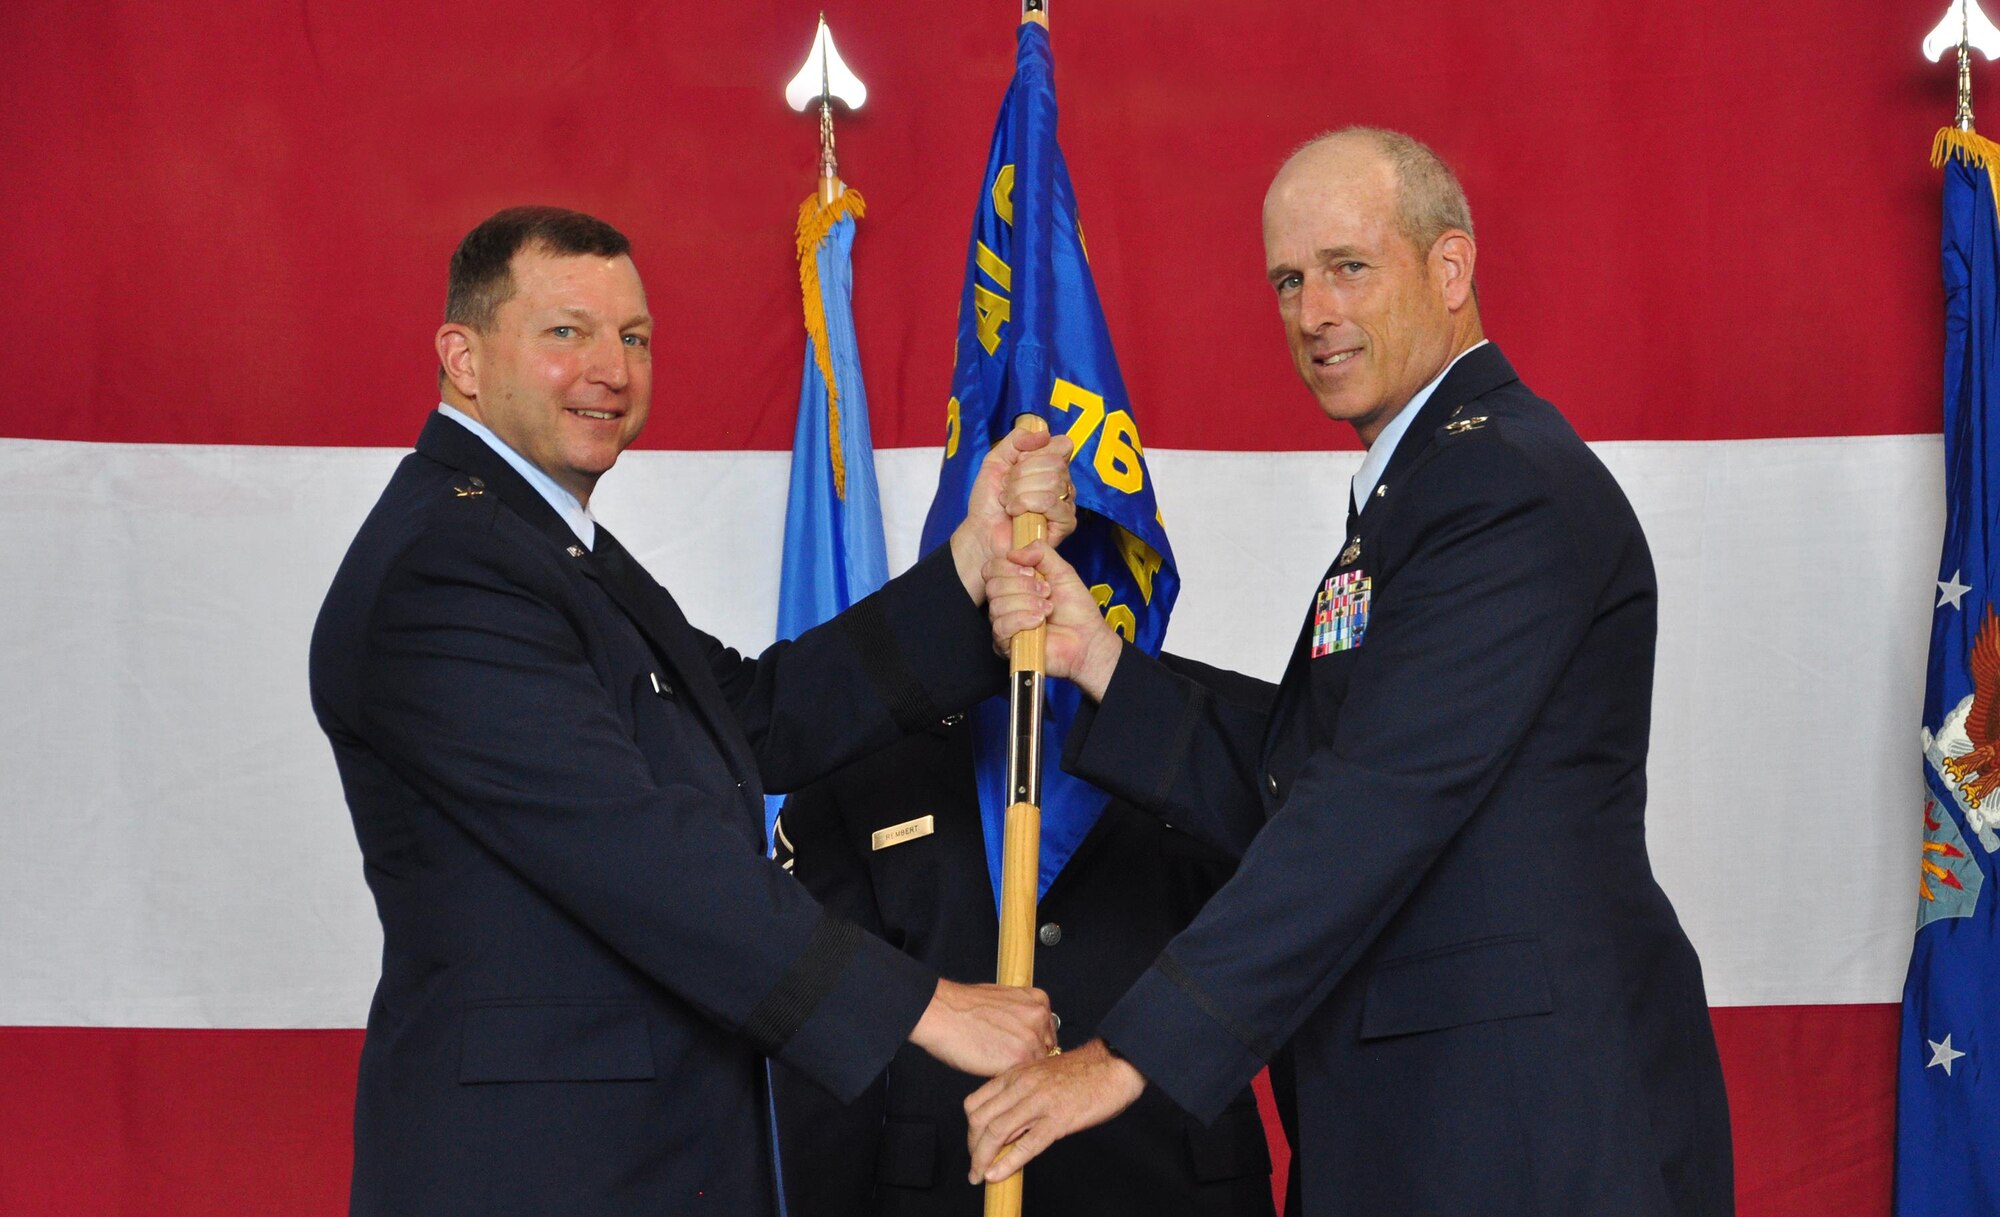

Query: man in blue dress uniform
(965, 129), (1734, 1217)
(311, 206), (1065, 1216)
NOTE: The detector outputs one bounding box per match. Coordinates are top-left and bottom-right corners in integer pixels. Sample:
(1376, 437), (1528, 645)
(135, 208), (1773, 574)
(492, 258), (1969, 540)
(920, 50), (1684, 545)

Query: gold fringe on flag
(796, 188), (867, 500)
(1933, 126), (2000, 205)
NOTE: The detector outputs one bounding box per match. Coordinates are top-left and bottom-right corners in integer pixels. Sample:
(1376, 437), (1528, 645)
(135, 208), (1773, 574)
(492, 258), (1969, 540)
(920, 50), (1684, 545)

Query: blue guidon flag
(918, 21), (1178, 908)
(1898, 126), (2000, 1214)
(769, 186), (890, 842)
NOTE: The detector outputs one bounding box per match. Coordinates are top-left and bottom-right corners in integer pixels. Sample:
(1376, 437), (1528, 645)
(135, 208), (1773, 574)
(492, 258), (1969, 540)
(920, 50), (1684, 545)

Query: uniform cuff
(770, 920), (938, 1103)
(1097, 962), (1267, 1125)
(1061, 644), (1194, 807)
(841, 544), (1005, 734)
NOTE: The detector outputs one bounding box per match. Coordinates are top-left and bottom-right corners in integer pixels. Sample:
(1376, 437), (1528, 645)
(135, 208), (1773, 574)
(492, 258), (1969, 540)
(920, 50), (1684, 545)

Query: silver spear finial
(1926, 0), (2000, 130)
(786, 15), (869, 203)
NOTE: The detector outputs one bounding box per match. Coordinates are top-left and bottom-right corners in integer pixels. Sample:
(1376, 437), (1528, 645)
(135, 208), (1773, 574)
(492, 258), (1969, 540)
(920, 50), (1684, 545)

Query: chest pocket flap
(1359, 934), (1553, 1040)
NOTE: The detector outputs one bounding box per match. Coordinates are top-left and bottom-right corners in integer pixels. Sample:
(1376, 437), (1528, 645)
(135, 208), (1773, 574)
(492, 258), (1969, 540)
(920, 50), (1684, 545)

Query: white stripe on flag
(0, 435), (1934, 1025)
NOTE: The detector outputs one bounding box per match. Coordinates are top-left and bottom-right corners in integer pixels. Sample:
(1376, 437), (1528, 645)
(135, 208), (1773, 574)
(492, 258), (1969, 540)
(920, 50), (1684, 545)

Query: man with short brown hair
(311, 206), (1067, 1216)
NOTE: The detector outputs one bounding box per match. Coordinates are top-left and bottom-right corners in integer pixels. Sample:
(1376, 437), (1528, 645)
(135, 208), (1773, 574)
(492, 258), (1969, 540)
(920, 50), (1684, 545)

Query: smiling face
(1263, 137), (1477, 446)
(437, 246), (654, 503)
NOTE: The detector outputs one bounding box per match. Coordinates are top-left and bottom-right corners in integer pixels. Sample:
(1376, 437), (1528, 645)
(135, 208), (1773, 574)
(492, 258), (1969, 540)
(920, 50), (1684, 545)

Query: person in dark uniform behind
(772, 664), (1290, 1217)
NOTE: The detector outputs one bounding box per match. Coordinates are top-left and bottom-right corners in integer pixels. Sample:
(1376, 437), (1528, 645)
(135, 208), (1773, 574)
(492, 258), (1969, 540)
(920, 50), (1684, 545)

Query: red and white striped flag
(0, 3), (1934, 1213)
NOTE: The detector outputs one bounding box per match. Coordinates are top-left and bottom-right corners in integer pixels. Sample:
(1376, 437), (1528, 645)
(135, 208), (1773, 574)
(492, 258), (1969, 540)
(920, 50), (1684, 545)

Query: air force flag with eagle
(918, 21), (1177, 908)
(1897, 127), (2000, 1215)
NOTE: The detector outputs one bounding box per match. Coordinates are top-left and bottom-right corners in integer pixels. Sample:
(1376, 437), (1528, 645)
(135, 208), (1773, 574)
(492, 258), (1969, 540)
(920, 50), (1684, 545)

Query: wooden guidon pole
(988, 8), (1050, 1211)
(985, 411), (1050, 1217)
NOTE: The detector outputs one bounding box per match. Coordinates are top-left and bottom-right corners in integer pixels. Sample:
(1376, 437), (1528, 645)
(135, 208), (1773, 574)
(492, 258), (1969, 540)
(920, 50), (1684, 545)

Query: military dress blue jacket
(309, 412), (1002, 1216)
(1068, 344), (1735, 1217)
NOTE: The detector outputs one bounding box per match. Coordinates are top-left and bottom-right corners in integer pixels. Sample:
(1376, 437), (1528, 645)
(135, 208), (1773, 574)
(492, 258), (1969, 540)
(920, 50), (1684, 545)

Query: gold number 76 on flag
(1048, 377), (1144, 494)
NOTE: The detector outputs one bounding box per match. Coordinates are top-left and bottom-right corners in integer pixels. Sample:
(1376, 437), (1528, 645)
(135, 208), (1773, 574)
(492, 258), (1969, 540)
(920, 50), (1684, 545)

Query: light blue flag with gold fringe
(768, 188), (889, 840)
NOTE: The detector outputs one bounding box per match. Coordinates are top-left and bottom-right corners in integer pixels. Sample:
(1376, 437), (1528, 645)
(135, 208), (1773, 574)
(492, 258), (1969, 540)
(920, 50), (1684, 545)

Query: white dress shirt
(437, 403), (597, 550)
(1349, 339), (1490, 517)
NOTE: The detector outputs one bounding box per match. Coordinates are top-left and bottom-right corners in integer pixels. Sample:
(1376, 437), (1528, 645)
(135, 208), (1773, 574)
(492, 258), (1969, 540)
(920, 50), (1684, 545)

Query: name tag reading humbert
(871, 815), (936, 851)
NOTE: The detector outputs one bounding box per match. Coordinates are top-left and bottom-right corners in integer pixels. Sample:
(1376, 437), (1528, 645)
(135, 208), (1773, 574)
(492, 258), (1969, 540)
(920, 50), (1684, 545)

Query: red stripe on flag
(0, 1008), (1896, 1215)
(0, 1027), (362, 1217)
(0, 0), (1947, 451)
(1712, 1003), (1898, 1217)
(1252, 1067), (1291, 1214)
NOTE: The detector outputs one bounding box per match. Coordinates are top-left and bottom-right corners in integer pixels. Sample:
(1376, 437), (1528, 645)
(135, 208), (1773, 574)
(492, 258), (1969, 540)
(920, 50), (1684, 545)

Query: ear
(436, 324), (479, 400)
(1431, 231), (1476, 311)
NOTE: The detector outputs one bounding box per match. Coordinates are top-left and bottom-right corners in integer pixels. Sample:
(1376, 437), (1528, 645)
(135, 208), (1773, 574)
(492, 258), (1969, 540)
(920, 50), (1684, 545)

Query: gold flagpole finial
(786, 14), (869, 203)
(1022, 0), (1047, 28)
(1926, 0), (2000, 130)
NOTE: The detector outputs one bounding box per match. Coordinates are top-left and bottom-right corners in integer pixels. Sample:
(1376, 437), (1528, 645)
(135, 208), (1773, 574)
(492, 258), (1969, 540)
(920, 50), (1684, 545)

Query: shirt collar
(1350, 339), (1490, 514)
(436, 403), (596, 550)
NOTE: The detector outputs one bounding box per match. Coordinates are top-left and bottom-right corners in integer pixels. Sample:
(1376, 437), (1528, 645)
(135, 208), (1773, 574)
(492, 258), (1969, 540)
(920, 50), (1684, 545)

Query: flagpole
(1927, 3), (2000, 204)
(1924, 0), (2000, 133)
(985, 407), (1049, 1217)
(1959, 0), (1977, 130)
(987, 20), (1051, 1217)
(786, 13), (869, 202)
(819, 100), (840, 203)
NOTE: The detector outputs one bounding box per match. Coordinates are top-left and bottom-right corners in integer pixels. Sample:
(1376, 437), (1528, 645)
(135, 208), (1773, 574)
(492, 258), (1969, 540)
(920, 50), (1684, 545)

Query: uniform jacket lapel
(587, 527), (763, 791)
(413, 413), (760, 793)
(1373, 341), (1520, 495)
(1261, 343), (1523, 760)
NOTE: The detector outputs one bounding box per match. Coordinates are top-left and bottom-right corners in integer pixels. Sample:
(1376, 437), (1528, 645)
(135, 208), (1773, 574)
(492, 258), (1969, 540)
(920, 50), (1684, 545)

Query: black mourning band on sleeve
(839, 595), (939, 736)
(744, 913), (864, 1055)
(1157, 951), (1278, 1061)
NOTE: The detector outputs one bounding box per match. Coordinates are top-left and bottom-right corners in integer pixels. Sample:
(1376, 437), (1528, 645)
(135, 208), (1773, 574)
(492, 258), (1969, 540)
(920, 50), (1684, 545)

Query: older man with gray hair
(966, 127), (1735, 1217)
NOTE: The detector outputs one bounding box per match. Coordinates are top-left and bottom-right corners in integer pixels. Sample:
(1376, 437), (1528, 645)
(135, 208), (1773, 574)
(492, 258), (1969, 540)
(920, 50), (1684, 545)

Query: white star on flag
(1926, 1034), (1967, 1076)
(1938, 570), (1972, 610)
